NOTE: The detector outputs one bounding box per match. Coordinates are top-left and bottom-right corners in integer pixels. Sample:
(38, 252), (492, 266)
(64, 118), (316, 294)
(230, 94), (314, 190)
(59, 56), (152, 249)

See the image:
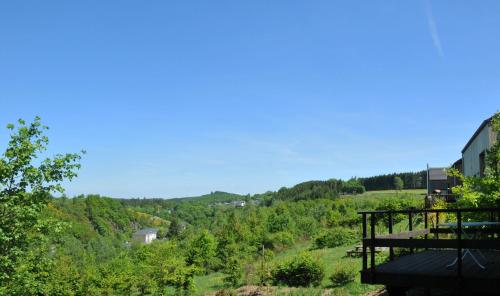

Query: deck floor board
(374, 249), (500, 279)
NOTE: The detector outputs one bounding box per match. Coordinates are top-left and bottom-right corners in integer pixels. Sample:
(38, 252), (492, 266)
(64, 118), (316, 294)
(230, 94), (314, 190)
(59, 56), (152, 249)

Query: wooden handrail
(374, 229), (430, 239)
(361, 238), (500, 249)
(358, 207), (500, 214)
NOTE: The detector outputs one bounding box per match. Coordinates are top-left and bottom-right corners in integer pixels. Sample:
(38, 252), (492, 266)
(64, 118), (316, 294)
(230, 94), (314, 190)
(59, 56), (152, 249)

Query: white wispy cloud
(425, 0), (444, 57)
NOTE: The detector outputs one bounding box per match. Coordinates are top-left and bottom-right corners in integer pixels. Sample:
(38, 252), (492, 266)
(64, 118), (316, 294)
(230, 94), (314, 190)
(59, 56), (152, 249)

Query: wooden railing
(358, 207), (500, 283)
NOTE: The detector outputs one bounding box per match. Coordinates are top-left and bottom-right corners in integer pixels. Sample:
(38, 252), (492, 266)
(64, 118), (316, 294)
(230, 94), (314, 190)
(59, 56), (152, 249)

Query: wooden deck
(358, 207), (500, 294)
(361, 250), (500, 293)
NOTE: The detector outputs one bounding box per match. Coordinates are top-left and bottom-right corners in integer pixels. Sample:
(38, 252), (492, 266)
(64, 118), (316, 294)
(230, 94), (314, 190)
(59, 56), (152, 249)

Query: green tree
(186, 230), (217, 272)
(342, 178), (366, 194)
(0, 117), (83, 295)
(222, 257), (242, 288)
(394, 176), (404, 191)
(167, 217), (182, 238)
(271, 252), (324, 287)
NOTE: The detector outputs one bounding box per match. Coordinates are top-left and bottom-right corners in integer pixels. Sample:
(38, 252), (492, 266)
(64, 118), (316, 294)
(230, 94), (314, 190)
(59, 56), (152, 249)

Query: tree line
(359, 171), (427, 191)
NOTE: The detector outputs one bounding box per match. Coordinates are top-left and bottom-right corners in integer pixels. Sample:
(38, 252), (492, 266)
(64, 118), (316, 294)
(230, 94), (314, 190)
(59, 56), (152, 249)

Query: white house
(233, 200), (246, 207)
(462, 116), (497, 177)
(133, 228), (158, 244)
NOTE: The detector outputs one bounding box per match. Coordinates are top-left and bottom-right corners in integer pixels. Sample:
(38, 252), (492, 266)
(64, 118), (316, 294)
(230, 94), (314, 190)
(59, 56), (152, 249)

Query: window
(479, 150), (485, 177)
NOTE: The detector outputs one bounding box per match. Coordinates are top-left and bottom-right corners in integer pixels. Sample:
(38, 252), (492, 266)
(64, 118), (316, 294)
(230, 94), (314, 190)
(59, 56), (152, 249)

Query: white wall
(144, 233), (157, 244)
(462, 124), (495, 177)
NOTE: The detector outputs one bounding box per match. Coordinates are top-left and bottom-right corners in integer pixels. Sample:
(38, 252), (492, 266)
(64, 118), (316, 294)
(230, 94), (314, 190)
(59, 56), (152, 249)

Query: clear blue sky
(0, 1), (498, 198)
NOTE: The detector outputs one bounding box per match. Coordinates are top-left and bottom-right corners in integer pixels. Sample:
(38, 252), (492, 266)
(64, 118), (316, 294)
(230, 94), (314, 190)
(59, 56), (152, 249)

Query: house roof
(134, 228), (158, 236)
(461, 116), (493, 154)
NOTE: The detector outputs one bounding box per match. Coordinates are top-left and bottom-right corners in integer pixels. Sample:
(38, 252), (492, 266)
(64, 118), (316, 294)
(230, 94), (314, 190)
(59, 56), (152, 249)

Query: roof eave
(461, 116), (493, 154)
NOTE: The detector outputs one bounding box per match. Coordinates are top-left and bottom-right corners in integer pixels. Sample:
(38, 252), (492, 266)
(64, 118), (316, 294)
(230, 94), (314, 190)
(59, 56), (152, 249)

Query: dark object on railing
(358, 207), (500, 295)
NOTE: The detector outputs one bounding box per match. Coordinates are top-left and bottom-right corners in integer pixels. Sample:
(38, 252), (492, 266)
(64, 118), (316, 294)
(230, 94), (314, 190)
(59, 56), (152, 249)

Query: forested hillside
(8, 189), (421, 296)
(0, 117), (430, 296)
(359, 171), (427, 191)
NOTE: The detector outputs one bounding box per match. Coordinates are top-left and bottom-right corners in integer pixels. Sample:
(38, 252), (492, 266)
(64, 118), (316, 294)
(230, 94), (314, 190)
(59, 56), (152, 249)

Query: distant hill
(271, 171), (427, 202)
(118, 172), (428, 206)
(120, 191), (246, 208)
(46, 195), (168, 244)
(176, 191), (246, 204)
(274, 179), (344, 201)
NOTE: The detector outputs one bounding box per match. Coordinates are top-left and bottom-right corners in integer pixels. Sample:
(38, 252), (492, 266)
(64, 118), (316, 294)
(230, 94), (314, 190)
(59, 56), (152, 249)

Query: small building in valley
(462, 116), (497, 177)
(133, 228), (158, 244)
(233, 200), (246, 207)
(426, 166), (449, 195)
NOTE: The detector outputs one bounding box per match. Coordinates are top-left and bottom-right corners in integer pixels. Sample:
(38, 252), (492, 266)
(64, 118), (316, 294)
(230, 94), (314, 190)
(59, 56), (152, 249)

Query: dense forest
(35, 191), (421, 295)
(359, 171), (427, 191)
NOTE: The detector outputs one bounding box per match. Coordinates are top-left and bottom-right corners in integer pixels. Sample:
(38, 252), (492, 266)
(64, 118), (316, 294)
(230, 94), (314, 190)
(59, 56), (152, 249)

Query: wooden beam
(430, 228), (500, 235)
(375, 229), (430, 239)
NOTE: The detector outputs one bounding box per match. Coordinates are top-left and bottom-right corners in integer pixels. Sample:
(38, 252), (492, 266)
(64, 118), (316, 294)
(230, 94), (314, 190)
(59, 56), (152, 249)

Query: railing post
(370, 213), (376, 280)
(436, 211), (440, 240)
(388, 212), (394, 261)
(457, 211), (462, 280)
(362, 213), (367, 271)
(490, 211), (494, 239)
(409, 211), (414, 254)
(424, 211), (428, 250)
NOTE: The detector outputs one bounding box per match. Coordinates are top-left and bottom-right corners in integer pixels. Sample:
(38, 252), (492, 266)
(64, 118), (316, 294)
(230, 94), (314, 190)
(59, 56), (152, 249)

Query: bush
(329, 262), (357, 286)
(223, 257), (242, 287)
(314, 227), (357, 249)
(265, 231), (295, 250)
(271, 252), (324, 287)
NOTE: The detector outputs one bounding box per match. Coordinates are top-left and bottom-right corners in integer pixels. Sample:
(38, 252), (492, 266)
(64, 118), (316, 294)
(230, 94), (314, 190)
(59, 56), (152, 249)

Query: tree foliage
(360, 171), (426, 191)
(271, 252), (324, 287)
(451, 111), (500, 208)
(0, 117), (83, 294)
(394, 176), (404, 191)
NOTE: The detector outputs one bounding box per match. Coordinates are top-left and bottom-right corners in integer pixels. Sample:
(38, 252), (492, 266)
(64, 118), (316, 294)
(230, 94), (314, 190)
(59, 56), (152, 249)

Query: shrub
(329, 262), (357, 287)
(265, 231), (295, 250)
(223, 257), (242, 287)
(271, 252), (324, 287)
(314, 227), (357, 249)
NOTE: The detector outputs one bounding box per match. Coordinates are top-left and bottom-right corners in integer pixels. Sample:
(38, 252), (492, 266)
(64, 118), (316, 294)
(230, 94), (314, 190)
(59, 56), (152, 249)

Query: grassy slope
(194, 189), (423, 295)
(195, 242), (381, 296)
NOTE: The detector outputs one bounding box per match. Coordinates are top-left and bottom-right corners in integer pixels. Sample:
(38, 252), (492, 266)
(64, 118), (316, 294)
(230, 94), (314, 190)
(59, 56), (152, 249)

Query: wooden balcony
(358, 207), (500, 295)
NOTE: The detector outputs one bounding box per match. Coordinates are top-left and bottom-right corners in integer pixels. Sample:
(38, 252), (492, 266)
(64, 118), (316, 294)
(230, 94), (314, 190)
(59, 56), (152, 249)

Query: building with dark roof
(461, 116), (497, 177)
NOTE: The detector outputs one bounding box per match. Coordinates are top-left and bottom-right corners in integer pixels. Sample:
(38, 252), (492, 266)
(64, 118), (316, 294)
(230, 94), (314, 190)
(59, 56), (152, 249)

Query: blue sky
(0, 1), (499, 198)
